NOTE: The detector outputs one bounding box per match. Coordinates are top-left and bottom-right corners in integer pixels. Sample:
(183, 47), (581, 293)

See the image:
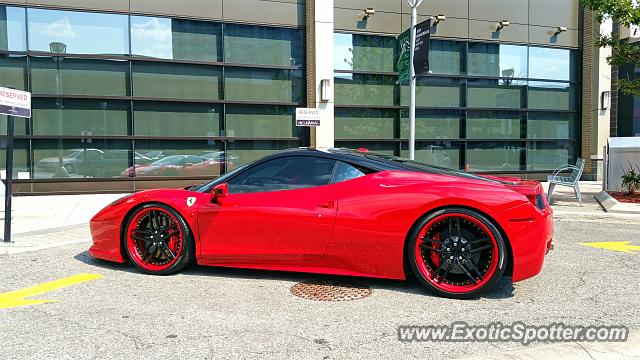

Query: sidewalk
(0, 192), (128, 254)
(542, 181), (640, 224)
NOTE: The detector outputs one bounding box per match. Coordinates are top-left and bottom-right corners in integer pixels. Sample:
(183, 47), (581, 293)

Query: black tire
(406, 207), (507, 299)
(123, 202), (195, 275)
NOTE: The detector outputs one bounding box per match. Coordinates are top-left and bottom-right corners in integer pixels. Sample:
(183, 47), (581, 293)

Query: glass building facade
(333, 33), (580, 173)
(0, 1), (585, 193)
(0, 5), (305, 184)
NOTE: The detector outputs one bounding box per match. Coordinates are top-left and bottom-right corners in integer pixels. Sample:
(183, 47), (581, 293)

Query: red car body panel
(89, 169), (553, 283)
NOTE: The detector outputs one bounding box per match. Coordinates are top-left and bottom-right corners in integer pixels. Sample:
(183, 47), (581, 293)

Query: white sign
(0, 87), (31, 118)
(295, 108), (321, 127)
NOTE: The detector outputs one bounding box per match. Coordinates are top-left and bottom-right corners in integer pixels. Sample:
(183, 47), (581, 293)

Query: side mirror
(212, 183), (228, 204)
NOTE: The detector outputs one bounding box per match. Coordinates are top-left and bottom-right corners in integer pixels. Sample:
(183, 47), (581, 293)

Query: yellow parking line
(0, 273), (103, 310)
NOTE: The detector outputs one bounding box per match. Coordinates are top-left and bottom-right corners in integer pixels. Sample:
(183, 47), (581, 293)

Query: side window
(332, 161), (366, 183)
(228, 156), (337, 194)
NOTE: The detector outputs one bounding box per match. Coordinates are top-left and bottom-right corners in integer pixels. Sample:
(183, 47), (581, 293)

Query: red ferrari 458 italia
(89, 148), (553, 299)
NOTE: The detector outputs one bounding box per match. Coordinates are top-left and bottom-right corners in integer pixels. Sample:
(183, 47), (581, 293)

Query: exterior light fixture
(49, 41), (67, 54)
(363, 8), (375, 20)
(601, 91), (611, 110)
(554, 26), (568, 36)
(320, 79), (332, 102)
(496, 20), (510, 31)
(433, 14), (446, 25)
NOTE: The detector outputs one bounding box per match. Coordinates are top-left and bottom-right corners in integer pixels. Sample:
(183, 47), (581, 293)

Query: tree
(583, 0), (640, 96)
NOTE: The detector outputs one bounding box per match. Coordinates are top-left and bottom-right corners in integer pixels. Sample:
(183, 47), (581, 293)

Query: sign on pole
(413, 19), (431, 75)
(397, 29), (411, 83)
(0, 87), (31, 243)
(397, 19), (431, 83)
(295, 108), (321, 127)
(0, 87), (31, 118)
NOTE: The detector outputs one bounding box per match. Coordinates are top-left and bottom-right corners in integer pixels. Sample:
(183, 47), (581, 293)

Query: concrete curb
(595, 191), (640, 214)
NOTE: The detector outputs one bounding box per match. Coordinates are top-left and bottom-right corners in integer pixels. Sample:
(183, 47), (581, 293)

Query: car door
(198, 156), (338, 262)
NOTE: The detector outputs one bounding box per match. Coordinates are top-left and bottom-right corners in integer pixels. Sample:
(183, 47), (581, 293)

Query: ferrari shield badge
(186, 197), (196, 207)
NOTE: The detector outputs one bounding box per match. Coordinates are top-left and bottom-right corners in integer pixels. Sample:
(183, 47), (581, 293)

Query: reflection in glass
(466, 142), (523, 171)
(400, 109), (461, 139)
(468, 43), (527, 78)
(335, 73), (396, 106)
(132, 62), (221, 99)
(0, 55), (27, 90)
(334, 33), (396, 72)
(134, 102), (221, 137)
(131, 16), (221, 62)
(529, 47), (575, 81)
(0, 115), (27, 136)
(226, 140), (300, 167)
(226, 105), (298, 138)
(33, 140), (131, 178)
(224, 24), (303, 67)
(527, 112), (574, 139)
(225, 68), (302, 103)
(429, 40), (465, 75)
(31, 58), (129, 96)
(335, 108), (395, 139)
(528, 81), (575, 110)
(0, 140), (28, 179)
(527, 141), (573, 170)
(467, 79), (524, 109)
(32, 99), (129, 136)
(401, 77), (463, 107)
(132, 140), (224, 177)
(467, 111), (522, 139)
(401, 141), (460, 170)
(333, 141), (396, 155)
(0, 6), (26, 51)
(27, 8), (129, 55)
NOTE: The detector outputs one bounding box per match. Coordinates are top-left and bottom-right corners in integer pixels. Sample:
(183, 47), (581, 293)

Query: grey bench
(547, 158), (585, 205)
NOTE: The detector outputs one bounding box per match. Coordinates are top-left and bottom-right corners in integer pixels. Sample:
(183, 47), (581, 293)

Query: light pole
(406, 0), (423, 160)
(50, 41), (67, 177)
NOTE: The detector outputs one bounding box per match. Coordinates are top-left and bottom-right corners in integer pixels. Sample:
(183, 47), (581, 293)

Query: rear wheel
(407, 208), (506, 299)
(124, 203), (194, 275)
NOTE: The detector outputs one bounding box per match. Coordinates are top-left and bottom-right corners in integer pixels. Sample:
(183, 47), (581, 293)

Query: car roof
(258, 148), (399, 171)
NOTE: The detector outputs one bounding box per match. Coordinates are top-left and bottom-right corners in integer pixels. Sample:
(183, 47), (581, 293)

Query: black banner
(413, 18), (431, 76)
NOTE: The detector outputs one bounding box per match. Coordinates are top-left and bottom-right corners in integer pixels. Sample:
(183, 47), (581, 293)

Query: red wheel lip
(126, 206), (183, 272)
(414, 212), (499, 294)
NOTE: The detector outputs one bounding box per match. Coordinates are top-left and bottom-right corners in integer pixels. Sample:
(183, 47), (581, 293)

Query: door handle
(318, 201), (335, 209)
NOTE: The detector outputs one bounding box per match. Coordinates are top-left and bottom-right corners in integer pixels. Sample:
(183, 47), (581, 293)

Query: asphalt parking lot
(1, 217), (639, 360)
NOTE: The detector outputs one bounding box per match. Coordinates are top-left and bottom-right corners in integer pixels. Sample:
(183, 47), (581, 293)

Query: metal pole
(407, 0), (422, 160)
(4, 115), (14, 242)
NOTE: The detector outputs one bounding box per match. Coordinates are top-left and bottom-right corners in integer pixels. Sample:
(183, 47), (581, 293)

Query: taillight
(527, 193), (547, 210)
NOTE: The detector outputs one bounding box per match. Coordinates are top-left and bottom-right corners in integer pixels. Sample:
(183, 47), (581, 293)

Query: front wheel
(124, 203), (194, 275)
(407, 208), (507, 299)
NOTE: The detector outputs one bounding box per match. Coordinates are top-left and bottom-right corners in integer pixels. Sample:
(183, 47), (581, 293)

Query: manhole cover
(290, 279), (373, 301)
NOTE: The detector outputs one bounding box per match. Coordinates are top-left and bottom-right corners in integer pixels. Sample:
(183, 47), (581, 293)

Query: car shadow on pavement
(74, 250), (515, 300)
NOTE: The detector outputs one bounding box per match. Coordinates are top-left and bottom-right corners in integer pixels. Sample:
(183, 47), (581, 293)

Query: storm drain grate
(290, 279), (373, 301)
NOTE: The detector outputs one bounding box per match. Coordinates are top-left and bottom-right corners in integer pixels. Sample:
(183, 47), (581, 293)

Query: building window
(27, 8), (129, 55)
(334, 33), (580, 174)
(131, 16), (222, 62)
(334, 33), (396, 72)
(0, 6), (26, 51)
(0, 6), (306, 185)
(224, 24), (303, 67)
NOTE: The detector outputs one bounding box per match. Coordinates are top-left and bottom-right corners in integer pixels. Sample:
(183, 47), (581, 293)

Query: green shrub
(621, 162), (640, 195)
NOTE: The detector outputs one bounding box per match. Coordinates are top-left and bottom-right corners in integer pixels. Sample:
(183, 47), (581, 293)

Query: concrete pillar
(306, 0), (334, 149)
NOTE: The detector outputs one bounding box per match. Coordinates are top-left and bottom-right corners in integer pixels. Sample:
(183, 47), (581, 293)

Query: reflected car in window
(121, 154), (224, 177)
